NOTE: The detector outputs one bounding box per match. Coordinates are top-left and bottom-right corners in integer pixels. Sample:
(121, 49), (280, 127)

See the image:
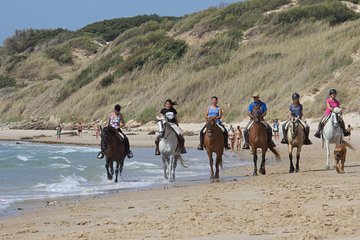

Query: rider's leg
(242, 121), (251, 149)
(154, 134), (161, 155)
(119, 129), (133, 158)
(177, 134), (187, 154)
(219, 123), (230, 150)
(314, 117), (325, 138)
(197, 125), (206, 150)
(303, 124), (313, 145)
(281, 121), (289, 144)
(340, 118), (350, 137)
(264, 122), (276, 148)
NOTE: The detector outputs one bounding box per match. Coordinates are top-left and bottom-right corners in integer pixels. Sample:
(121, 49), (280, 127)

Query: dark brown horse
(203, 116), (224, 180)
(100, 126), (126, 182)
(249, 105), (280, 176)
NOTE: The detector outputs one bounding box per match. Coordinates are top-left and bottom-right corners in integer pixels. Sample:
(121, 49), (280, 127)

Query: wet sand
(1, 128), (360, 239)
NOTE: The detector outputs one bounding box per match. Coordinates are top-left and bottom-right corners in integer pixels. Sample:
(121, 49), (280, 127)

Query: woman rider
(280, 92), (312, 145)
(97, 104), (133, 159)
(314, 88), (350, 138)
(155, 99), (187, 155)
(197, 96), (231, 150)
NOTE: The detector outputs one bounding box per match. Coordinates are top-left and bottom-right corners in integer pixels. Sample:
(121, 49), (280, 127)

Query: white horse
(287, 116), (304, 173)
(157, 116), (187, 182)
(322, 108), (343, 169)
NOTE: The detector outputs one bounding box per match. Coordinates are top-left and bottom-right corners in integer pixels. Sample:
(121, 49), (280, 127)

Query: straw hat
(252, 92), (260, 97)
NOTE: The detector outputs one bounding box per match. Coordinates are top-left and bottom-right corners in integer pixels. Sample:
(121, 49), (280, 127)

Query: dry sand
(1, 122), (360, 239)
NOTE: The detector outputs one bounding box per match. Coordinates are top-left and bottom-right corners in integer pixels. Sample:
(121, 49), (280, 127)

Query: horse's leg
(214, 153), (221, 179)
(105, 157), (113, 180)
(296, 146), (301, 172)
(162, 156), (168, 180)
(253, 148), (258, 176)
(208, 151), (214, 179)
(289, 145), (294, 173)
(259, 148), (266, 175)
(326, 141), (331, 169)
(114, 161), (120, 183)
(170, 156), (175, 182)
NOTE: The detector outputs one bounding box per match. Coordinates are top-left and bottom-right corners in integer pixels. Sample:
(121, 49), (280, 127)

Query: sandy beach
(1, 123), (360, 239)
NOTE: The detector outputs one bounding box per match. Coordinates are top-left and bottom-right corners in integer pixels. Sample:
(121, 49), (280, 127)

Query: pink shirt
(325, 98), (340, 116)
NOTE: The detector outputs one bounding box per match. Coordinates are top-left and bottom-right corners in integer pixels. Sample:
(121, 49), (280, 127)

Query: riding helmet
(329, 88), (337, 95)
(292, 92), (300, 100)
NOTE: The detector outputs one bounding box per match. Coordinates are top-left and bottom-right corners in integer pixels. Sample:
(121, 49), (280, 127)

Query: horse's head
(252, 105), (262, 123)
(289, 117), (300, 138)
(100, 126), (117, 156)
(331, 107), (342, 128)
(206, 116), (217, 137)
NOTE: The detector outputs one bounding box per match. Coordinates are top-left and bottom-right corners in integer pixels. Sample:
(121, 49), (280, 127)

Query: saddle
(202, 123), (225, 133)
(247, 120), (267, 130)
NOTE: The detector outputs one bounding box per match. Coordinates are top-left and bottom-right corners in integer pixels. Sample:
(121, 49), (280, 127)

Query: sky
(0, 0), (241, 45)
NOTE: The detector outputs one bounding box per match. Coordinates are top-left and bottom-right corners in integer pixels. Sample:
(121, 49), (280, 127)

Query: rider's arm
(204, 108), (209, 120)
(288, 110), (293, 119)
(217, 107), (223, 120)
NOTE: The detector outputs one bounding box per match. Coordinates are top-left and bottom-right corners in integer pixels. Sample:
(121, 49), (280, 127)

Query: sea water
(0, 141), (250, 216)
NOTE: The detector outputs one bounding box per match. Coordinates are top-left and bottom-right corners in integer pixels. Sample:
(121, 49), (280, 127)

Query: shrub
(0, 75), (16, 88)
(99, 74), (114, 88)
(69, 36), (98, 54)
(4, 54), (27, 72)
(45, 44), (73, 64)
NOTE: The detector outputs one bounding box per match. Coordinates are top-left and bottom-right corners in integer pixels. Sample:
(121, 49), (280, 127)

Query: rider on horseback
(280, 93), (312, 145)
(97, 104), (133, 159)
(197, 96), (231, 151)
(242, 92), (276, 150)
(155, 99), (187, 155)
(314, 89), (350, 138)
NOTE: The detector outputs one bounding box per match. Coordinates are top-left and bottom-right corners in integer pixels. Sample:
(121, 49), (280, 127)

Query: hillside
(0, 0), (360, 127)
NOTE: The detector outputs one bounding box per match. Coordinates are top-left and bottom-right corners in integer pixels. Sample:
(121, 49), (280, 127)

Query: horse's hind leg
(105, 158), (113, 180)
(162, 157), (168, 180)
(259, 149), (266, 175)
(289, 146), (294, 173)
(208, 152), (214, 179)
(214, 154), (221, 179)
(114, 161), (120, 183)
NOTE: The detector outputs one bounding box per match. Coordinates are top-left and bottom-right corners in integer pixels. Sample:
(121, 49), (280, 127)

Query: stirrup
(225, 145), (231, 150)
(304, 139), (313, 145)
(180, 148), (187, 154)
(127, 150), (133, 158)
(242, 143), (250, 150)
(197, 144), (204, 151)
(314, 131), (321, 138)
(280, 138), (288, 144)
(97, 152), (104, 159)
(344, 131), (350, 137)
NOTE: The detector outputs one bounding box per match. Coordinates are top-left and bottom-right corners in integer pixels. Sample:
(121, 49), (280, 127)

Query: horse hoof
(296, 169), (300, 173)
(289, 169), (294, 173)
(108, 176), (113, 180)
(325, 165), (331, 170)
(253, 172), (257, 176)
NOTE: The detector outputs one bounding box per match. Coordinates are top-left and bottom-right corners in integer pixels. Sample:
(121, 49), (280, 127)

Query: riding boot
(178, 135), (187, 154)
(242, 130), (250, 149)
(197, 131), (204, 150)
(123, 136), (133, 158)
(97, 151), (104, 159)
(340, 119), (350, 137)
(154, 139), (160, 155)
(314, 121), (323, 138)
(303, 126), (313, 145)
(224, 131), (231, 150)
(280, 124), (288, 144)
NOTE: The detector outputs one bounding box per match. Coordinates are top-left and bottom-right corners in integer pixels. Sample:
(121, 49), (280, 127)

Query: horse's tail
(342, 140), (355, 150)
(178, 155), (189, 168)
(269, 147), (281, 162)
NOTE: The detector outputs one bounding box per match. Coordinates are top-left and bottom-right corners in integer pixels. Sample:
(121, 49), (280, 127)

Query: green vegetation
(3, 28), (68, 54)
(0, 75), (16, 88)
(77, 14), (179, 42)
(136, 106), (157, 123)
(4, 54), (28, 72)
(99, 74), (114, 88)
(45, 44), (73, 64)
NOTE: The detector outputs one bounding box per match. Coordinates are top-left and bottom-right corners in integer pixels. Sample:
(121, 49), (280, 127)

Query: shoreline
(1, 129), (360, 239)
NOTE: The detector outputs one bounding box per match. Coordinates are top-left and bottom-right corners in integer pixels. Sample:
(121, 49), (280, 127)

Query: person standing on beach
(77, 122), (83, 138)
(273, 119), (279, 141)
(95, 121), (100, 140)
(235, 125), (243, 151)
(56, 124), (62, 140)
(228, 126), (236, 152)
(155, 99), (186, 155)
(197, 96), (230, 151)
(97, 104), (133, 159)
(346, 124), (353, 141)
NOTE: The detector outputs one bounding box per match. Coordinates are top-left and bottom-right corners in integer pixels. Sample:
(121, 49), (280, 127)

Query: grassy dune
(0, 0), (359, 125)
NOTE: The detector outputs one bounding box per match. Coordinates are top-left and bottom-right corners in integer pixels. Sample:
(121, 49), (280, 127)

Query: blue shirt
(248, 100), (267, 115)
(208, 106), (221, 123)
(289, 104), (303, 118)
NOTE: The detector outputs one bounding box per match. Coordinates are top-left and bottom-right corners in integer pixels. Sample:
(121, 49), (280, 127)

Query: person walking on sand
(197, 96), (231, 151)
(235, 125), (243, 151)
(56, 124), (62, 140)
(97, 104), (133, 159)
(95, 121), (101, 140)
(77, 122), (83, 138)
(228, 126), (236, 152)
(273, 119), (280, 141)
(346, 124), (353, 141)
(154, 99), (187, 155)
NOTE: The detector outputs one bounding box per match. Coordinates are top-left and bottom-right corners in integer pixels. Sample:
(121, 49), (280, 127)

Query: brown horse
(100, 126), (127, 182)
(203, 116), (224, 179)
(249, 105), (280, 176)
